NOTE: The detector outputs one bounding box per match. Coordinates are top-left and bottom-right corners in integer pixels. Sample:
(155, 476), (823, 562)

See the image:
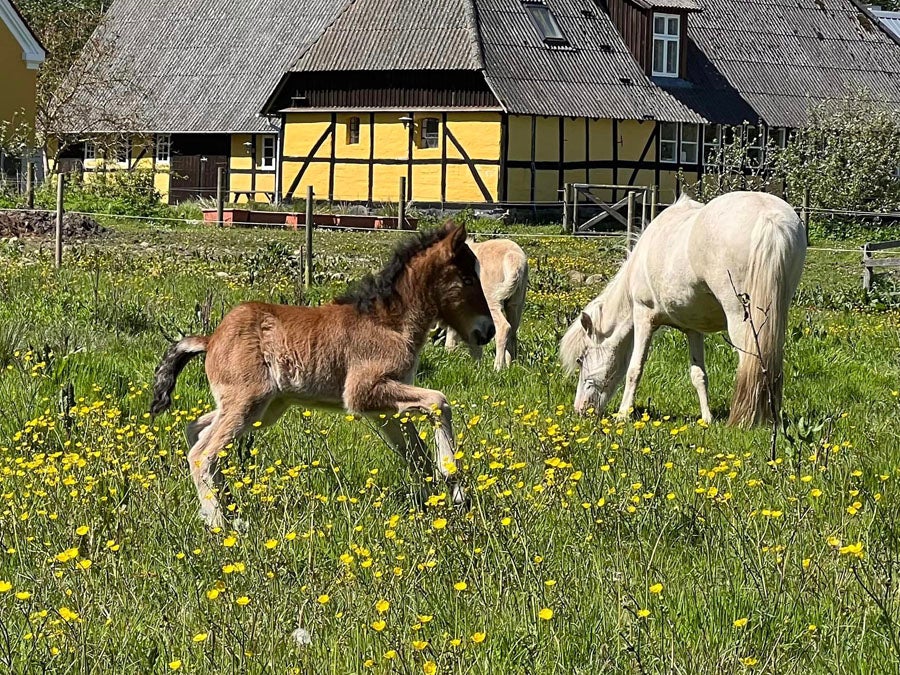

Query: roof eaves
(2, 0), (46, 68)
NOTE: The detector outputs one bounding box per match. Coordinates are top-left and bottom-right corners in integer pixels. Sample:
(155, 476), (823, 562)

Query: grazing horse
(445, 238), (529, 370)
(150, 223), (494, 528)
(560, 191), (807, 427)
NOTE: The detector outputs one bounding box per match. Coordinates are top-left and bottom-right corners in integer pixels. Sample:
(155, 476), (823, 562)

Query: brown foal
(150, 223), (494, 528)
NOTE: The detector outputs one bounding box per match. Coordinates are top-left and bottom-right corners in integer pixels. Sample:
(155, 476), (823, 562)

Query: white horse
(560, 191), (807, 427)
(446, 238), (529, 370)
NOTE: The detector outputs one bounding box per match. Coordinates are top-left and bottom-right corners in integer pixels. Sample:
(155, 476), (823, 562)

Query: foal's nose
(472, 318), (495, 346)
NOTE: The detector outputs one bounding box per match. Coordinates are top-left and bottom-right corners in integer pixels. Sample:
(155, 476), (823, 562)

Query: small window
(771, 128), (787, 149)
(681, 124), (699, 164)
(347, 117), (360, 145)
(261, 137), (276, 169)
(660, 122), (678, 163)
(420, 118), (440, 149)
(652, 13), (680, 77)
(84, 140), (96, 163)
(155, 134), (171, 164)
(115, 141), (128, 165)
(745, 125), (763, 167)
(703, 124), (720, 165)
(524, 2), (568, 46)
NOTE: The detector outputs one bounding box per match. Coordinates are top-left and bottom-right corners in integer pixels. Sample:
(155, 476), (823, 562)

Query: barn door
(169, 155), (199, 204)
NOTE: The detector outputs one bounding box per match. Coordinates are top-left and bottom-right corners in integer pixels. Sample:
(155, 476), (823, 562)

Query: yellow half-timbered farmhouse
(65, 0), (900, 207)
(0, 0), (45, 182)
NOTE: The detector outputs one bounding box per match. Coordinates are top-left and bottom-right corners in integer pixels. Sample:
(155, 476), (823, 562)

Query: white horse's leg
(687, 330), (712, 424)
(616, 311), (655, 419)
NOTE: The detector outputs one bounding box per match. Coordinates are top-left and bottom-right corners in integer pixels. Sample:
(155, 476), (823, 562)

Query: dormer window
(524, 1), (568, 46)
(652, 13), (680, 77)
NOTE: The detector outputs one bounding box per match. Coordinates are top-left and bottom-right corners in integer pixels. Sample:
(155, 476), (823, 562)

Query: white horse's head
(561, 306), (631, 416)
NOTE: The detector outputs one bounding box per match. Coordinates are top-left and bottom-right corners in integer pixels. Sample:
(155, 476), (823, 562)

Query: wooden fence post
(216, 166), (225, 227)
(650, 184), (659, 220)
(562, 184), (570, 233)
(305, 185), (314, 289)
(626, 190), (635, 251)
(801, 188), (810, 246)
(26, 162), (34, 209)
(398, 176), (407, 229)
(862, 243), (872, 293)
(55, 173), (65, 269)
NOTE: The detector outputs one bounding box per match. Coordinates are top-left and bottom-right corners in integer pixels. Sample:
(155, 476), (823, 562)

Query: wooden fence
(862, 240), (900, 292)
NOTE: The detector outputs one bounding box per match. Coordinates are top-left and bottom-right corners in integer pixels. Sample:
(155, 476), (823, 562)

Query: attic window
(524, 2), (568, 46)
(652, 13), (680, 77)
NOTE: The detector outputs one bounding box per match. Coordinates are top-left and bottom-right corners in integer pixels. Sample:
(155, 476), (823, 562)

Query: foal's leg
(187, 398), (267, 528)
(492, 304), (512, 371)
(616, 310), (656, 419)
(687, 330), (713, 424)
(347, 380), (464, 505)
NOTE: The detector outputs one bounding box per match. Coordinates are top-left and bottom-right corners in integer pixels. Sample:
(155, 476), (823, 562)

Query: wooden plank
(864, 240), (900, 251)
(862, 258), (900, 268)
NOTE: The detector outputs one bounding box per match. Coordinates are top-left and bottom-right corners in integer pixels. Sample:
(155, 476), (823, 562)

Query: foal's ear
(581, 312), (594, 336)
(448, 223), (468, 252)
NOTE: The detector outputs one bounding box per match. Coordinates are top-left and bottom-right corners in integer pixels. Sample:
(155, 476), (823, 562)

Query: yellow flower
(839, 541), (865, 559)
(810, 489), (822, 498)
(375, 599), (390, 614)
(76, 559), (92, 570)
(236, 596), (250, 606)
(0, 581), (11, 593)
(802, 558), (811, 569)
(637, 609), (650, 618)
(538, 608), (553, 621)
(206, 589), (220, 601)
(264, 539), (278, 550)
(317, 594), (330, 604)
(733, 617), (748, 628)
(59, 607), (79, 622)
(384, 650), (397, 660)
(741, 657), (758, 667)
(649, 583), (663, 595)
(423, 661), (437, 675)
(412, 640), (429, 650)
(371, 620), (386, 632)
(223, 536), (237, 548)
(453, 581), (467, 591)
(169, 660), (182, 670)
(472, 631), (486, 643)
(75, 525), (89, 536)
(418, 614), (433, 623)
(193, 632), (209, 643)
(15, 591), (31, 601)
(432, 518), (447, 530)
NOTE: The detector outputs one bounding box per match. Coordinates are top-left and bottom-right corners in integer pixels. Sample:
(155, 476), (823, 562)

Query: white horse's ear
(581, 312), (594, 336)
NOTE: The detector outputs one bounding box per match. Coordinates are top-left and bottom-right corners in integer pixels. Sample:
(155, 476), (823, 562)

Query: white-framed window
(652, 13), (680, 78)
(155, 134), (171, 164)
(261, 137), (276, 169)
(420, 118), (440, 149)
(347, 117), (360, 145)
(660, 122), (678, 163)
(681, 123), (699, 164)
(703, 124), (721, 165)
(84, 140), (96, 163)
(745, 125), (763, 167)
(771, 128), (787, 149)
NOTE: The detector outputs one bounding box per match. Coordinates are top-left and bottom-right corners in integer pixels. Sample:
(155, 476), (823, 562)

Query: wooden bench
(231, 190), (276, 204)
(862, 240), (900, 292)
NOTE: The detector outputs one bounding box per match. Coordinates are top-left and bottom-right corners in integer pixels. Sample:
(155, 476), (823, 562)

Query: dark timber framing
(440, 112), (448, 205)
(367, 113), (375, 205)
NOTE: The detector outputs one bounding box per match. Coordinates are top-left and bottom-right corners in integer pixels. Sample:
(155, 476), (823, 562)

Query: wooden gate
(169, 154), (228, 204)
(564, 184), (656, 243)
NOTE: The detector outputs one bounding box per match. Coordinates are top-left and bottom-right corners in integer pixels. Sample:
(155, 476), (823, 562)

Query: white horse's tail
(728, 210), (806, 428)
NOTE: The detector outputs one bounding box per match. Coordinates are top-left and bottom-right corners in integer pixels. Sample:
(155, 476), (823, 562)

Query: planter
(202, 210), (415, 231)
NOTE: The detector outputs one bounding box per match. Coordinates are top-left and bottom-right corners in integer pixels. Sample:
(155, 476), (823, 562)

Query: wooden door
(169, 154), (229, 204)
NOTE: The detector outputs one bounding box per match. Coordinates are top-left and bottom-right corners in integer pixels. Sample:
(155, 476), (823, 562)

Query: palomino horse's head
(433, 223), (495, 346)
(562, 309), (629, 416)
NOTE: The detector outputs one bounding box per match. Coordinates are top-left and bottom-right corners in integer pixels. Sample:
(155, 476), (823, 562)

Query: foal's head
(430, 223), (495, 346)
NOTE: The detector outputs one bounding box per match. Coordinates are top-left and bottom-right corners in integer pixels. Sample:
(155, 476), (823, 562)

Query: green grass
(0, 222), (898, 673)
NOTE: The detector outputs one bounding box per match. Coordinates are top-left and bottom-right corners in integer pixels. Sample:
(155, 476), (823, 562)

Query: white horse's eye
(576, 356), (584, 366)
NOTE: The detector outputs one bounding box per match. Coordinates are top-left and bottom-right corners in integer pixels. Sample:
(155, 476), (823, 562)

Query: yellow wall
(282, 112), (503, 204)
(0, 21), (37, 131)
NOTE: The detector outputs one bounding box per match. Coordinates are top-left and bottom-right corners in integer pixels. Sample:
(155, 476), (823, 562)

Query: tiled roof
(80, 0), (350, 133)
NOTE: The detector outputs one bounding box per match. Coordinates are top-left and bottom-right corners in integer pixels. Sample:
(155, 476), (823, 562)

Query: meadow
(0, 218), (898, 674)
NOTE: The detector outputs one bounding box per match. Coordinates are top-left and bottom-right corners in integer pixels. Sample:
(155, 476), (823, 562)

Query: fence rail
(862, 240), (900, 292)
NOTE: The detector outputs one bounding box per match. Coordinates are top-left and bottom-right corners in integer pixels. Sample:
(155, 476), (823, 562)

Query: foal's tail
(728, 210), (806, 428)
(150, 336), (209, 416)
(495, 250), (529, 308)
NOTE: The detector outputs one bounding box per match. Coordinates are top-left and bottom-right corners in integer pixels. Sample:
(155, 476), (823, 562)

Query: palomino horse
(445, 238), (529, 370)
(150, 223), (494, 528)
(560, 191), (807, 427)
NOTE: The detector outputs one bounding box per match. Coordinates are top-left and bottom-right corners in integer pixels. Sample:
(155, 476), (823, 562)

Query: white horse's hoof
(613, 411), (630, 422)
(231, 517), (249, 534)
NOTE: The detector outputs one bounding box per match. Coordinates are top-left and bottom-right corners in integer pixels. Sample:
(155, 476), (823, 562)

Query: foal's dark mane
(335, 226), (453, 313)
